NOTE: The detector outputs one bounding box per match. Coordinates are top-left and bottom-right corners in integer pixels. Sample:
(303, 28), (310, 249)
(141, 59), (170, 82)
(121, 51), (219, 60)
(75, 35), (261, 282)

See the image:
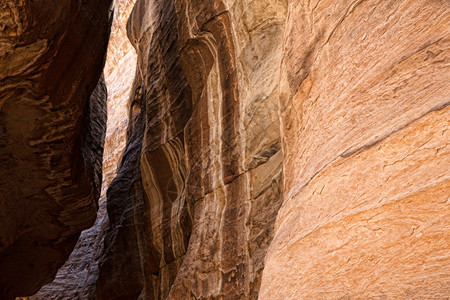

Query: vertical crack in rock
(5, 0), (448, 299)
(33, 0), (138, 299)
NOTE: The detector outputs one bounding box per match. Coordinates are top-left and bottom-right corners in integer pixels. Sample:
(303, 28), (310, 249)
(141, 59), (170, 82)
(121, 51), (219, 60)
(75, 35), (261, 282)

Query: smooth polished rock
(260, 0), (450, 298)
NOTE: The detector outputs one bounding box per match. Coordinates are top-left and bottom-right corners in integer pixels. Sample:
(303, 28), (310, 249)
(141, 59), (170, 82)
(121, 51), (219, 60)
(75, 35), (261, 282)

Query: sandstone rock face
(7, 0), (448, 299)
(96, 0), (449, 299)
(34, 0), (137, 298)
(0, 0), (111, 298)
(103, 0), (138, 198)
(260, 0), (450, 299)
(34, 200), (108, 300)
(34, 79), (108, 300)
(97, 0), (286, 298)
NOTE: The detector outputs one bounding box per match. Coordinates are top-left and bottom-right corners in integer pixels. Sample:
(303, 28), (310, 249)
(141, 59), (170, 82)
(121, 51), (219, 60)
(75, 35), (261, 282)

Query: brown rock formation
(34, 0), (137, 298)
(96, 0), (449, 299)
(97, 0), (286, 299)
(3, 0), (448, 299)
(34, 197), (109, 300)
(260, 0), (450, 299)
(0, 0), (111, 298)
(34, 79), (109, 300)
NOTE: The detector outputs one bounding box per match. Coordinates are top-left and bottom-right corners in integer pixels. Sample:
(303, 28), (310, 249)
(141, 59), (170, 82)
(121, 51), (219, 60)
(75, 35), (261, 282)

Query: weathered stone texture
(260, 0), (450, 299)
(97, 0), (449, 299)
(33, 0), (137, 298)
(103, 0), (138, 198)
(8, 0), (448, 299)
(0, 0), (111, 298)
(97, 0), (286, 299)
(34, 78), (108, 300)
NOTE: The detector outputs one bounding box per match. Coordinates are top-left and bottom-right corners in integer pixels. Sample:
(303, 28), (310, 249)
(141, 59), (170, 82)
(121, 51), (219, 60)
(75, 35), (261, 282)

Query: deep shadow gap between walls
(31, 0), (138, 299)
(3, 0), (449, 299)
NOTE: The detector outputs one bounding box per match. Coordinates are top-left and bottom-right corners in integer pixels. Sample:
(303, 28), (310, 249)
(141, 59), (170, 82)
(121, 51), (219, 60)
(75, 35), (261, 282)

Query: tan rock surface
(103, 0), (138, 198)
(260, 0), (450, 298)
(96, 0), (449, 299)
(9, 0), (448, 299)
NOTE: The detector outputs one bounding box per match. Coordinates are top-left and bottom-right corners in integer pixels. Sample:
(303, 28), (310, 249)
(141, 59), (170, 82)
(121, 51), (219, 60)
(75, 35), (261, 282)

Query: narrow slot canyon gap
(0, 0), (448, 299)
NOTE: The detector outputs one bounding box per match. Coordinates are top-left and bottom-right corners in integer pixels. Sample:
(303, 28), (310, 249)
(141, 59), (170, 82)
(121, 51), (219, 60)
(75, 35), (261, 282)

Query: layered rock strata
(0, 0), (111, 298)
(34, 79), (109, 300)
(102, 0), (138, 197)
(97, 0), (286, 299)
(99, 0), (449, 299)
(35, 0), (137, 298)
(7, 0), (448, 299)
(260, 0), (450, 298)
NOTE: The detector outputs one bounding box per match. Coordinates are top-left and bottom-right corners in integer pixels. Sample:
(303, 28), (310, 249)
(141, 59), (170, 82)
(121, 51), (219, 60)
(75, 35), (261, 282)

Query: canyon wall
(260, 0), (450, 298)
(34, 77), (109, 300)
(35, 0), (137, 298)
(97, 0), (286, 298)
(0, 0), (111, 298)
(98, 0), (449, 299)
(2, 0), (448, 299)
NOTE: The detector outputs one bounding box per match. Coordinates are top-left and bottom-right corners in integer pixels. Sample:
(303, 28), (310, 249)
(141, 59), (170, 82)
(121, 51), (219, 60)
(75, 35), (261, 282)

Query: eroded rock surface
(97, 0), (286, 299)
(260, 0), (450, 299)
(0, 0), (111, 298)
(96, 0), (449, 299)
(102, 0), (138, 198)
(6, 0), (448, 299)
(34, 0), (137, 298)
(34, 78), (108, 300)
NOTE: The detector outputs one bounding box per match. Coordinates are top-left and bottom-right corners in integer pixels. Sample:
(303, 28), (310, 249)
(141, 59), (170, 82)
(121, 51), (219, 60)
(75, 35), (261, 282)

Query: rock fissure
(0, 0), (448, 299)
